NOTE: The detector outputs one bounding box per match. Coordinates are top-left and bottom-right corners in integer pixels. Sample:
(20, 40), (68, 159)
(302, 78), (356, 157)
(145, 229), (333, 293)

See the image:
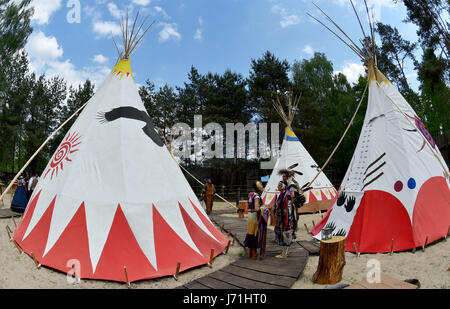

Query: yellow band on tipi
(112, 59), (133, 80)
(285, 127), (299, 141)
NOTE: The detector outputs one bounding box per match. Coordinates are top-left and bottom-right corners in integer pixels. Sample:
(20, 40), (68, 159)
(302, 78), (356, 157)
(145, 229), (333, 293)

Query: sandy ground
(0, 196), (244, 289)
(293, 211), (450, 289)
(0, 197), (448, 289)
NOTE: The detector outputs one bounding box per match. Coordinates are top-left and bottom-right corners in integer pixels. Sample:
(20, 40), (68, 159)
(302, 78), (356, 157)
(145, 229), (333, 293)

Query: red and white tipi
(311, 4), (450, 253)
(262, 94), (336, 213)
(13, 16), (228, 282)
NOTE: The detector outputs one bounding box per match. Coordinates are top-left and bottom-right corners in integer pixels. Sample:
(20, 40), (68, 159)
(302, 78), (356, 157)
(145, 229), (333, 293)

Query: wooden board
(0, 209), (21, 219)
(196, 276), (242, 289)
(232, 256), (307, 278)
(221, 265), (293, 288)
(297, 240), (321, 255)
(181, 210), (311, 290)
(208, 271), (282, 289)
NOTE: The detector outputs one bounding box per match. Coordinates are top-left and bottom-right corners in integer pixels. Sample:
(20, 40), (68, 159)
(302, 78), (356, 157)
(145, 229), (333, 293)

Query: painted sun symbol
(44, 132), (81, 180)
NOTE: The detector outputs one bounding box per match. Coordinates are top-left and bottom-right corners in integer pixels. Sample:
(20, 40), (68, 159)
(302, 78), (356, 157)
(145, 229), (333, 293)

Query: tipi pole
(5, 226), (12, 241)
(309, 81), (369, 187)
(0, 101), (89, 203)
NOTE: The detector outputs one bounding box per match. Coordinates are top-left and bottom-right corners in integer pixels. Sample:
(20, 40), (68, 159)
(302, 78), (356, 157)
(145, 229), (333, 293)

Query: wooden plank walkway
(179, 209), (310, 289)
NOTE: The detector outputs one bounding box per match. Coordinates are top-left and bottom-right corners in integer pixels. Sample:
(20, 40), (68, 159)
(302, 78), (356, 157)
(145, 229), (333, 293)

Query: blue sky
(25, 0), (421, 90)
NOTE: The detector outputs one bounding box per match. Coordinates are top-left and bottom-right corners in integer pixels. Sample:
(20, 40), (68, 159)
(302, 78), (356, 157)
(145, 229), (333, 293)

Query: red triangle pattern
(41, 203), (93, 278)
(189, 199), (228, 245)
(14, 190), (42, 242)
(320, 190), (329, 201)
(18, 196), (56, 260)
(153, 205), (207, 276)
(180, 203), (227, 259)
(94, 205), (157, 282)
(309, 191), (318, 202)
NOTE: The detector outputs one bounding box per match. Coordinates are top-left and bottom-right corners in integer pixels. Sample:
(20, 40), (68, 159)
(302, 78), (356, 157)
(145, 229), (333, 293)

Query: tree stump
(312, 236), (346, 285)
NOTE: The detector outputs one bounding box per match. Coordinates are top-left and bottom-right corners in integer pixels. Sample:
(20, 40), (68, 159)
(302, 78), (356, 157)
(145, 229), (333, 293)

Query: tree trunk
(312, 236), (346, 285)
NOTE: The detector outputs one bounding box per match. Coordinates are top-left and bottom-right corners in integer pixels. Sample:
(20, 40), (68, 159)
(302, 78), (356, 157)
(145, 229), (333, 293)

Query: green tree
(248, 51), (291, 124)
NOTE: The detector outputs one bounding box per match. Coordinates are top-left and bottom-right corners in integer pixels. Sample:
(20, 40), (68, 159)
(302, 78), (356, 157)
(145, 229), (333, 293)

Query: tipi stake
(5, 225), (12, 241)
(208, 249), (215, 268)
(173, 262), (181, 281)
(353, 242), (360, 257)
(390, 238), (394, 256)
(304, 224), (309, 234)
(31, 253), (40, 269)
(13, 240), (22, 255)
(228, 230), (231, 237)
(220, 224), (224, 232)
(225, 241), (231, 254)
(312, 220), (315, 228)
(11, 216), (17, 228)
(422, 236), (429, 252)
(232, 234), (237, 245)
(124, 266), (131, 288)
(72, 264), (80, 283)
(446, 226), (450, 241)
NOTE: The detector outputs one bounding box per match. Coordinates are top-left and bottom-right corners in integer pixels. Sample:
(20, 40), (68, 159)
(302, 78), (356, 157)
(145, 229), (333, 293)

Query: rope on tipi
(309, 81), (369, 187)
(162, 133), (238, 210)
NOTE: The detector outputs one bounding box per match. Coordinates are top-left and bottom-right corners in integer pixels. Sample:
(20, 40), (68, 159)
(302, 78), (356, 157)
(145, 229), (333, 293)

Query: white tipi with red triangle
(14, 17), (228, 282)
(311, 3), (450, 253)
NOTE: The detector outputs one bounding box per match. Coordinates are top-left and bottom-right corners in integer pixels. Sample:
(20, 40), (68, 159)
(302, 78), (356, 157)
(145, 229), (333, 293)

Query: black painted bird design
(97, 106), (164, 147)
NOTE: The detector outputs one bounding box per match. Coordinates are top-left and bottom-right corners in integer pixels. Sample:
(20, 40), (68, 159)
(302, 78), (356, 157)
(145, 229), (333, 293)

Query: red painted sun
(44, 132), (81, 180)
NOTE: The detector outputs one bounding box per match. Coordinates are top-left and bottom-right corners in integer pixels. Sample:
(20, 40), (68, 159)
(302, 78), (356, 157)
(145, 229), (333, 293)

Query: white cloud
(154, 6), (169, 19)
(26, 31), (110, 88)
(29, 0), (62, 25)
(335, 62), (366, 84)
(302, 45), (314, 56)
(158, 23), (181, 42)
(330, 0), (397, 21)
(93, 21), (121, 37)
(280, 14), (301, 28)
(198, 16), (203, 26)
(107, 2), (123, 19)
(132, 0), (151, 6)
(92, 54), (109, 64)
(271, 4), (300, 28)
(26, 31), (63, 61)
(194, 29), (203, 41)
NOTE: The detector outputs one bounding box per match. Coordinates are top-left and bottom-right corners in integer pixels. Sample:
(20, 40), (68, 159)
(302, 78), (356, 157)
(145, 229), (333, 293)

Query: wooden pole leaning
(0, 101), (89, 203)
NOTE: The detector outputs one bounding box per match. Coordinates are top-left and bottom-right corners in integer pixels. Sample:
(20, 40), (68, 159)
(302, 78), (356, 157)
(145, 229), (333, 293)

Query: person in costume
(274, 180), (295, 258)
(257, 191), (271, 260)
(202, 179), (215, 215)
(28, 172), (39, 200)
(244, 181), (263, 260)
(10, 176), (29, 213)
